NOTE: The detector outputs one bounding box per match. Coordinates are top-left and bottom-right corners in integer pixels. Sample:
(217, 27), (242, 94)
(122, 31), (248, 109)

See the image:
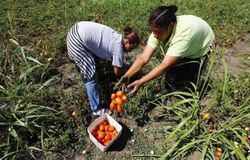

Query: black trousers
(165, 53), (210, 92)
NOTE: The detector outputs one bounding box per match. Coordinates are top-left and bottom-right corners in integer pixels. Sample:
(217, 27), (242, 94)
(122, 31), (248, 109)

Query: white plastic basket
(87, 113), (122, 151)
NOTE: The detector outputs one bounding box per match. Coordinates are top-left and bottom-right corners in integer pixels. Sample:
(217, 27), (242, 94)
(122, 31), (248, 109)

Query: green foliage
(0, 35), (90, 158)
(0, 102), (60, 159)
(0, 0), (249, 159)
(146, 50), (250, 159)
(1, 0), (249, 48)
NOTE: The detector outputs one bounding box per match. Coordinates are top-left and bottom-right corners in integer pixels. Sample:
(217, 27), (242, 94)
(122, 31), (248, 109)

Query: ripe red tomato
(214, 151), (222, 157)
(121, 95), (127, 101)
(104, 125), (109, 131)
(109, 102), (116, 110)
(116, 91), (123, 97)
(95, 125), (100, 130)
(101, 120), (108, 125)
(103, 141), (110, 146)
(99, 124), (105, 131)
(91, 129), (98, 137)
(115, 97), (123, 105)
(96, 136), (103, 143)
(117, 105), (123, 113)
(104, 133), (112, 141)
(97, 131), (105, 139)
(111, 93), (116, 100)
(108, 125), (115, 132)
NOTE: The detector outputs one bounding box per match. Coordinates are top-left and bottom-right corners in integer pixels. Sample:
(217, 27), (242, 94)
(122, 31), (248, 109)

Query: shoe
(92, 109), (111, 116)
(105, 109), (112, 115)
(92, 109), (105, 116)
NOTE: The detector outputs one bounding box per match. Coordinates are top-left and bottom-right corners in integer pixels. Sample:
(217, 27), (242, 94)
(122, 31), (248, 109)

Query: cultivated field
(0, 0), (250, 159)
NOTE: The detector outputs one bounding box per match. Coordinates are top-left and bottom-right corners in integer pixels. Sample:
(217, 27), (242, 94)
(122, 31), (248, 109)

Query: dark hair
(123, 27), (140, 47)
(149, 5), (178, 28)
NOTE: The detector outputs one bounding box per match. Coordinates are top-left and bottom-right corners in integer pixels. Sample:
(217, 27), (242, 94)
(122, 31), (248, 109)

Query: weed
(0, 0), (249, 159)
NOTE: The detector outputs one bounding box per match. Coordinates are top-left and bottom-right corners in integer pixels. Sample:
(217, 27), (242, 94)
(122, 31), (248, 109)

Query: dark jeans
(165, 53), (210, 92)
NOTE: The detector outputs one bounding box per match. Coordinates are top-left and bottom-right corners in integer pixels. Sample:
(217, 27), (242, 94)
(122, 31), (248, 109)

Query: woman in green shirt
(117, 5), (215, 95)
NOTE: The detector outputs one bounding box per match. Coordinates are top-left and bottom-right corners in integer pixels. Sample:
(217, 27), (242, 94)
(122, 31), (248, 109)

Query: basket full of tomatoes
(87, 113), (122, 151)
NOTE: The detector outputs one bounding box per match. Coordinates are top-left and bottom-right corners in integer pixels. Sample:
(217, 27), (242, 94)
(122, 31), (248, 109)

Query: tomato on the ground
(214, 151), (222, 157)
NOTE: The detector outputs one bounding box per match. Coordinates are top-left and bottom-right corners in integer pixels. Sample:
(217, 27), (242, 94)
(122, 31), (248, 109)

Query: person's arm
(127, 55), (178, 95)
(113, 66), (121, 76)
(124, 44), (155, 78)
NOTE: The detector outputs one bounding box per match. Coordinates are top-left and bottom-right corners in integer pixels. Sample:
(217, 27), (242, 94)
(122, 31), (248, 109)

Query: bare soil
(223, 33), (250, 75)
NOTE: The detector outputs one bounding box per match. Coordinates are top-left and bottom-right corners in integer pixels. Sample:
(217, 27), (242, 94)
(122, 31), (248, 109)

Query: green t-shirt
(147, 15), (215, 58)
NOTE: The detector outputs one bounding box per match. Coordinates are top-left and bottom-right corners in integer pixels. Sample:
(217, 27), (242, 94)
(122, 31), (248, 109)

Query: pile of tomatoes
(109, 90), (127, 113)
(91, 120), (118, 146)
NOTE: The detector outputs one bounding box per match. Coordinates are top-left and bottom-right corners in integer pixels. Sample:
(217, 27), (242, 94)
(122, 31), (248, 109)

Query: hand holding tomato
(114, 76), (130, 91)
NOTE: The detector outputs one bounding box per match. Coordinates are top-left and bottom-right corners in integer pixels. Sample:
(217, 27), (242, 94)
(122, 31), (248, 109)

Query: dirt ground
(223, 33), (250, 75)
(60, 34), (250, 160)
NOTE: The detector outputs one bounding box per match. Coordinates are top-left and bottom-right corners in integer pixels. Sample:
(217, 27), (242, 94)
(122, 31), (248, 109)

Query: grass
(150, 51), (250, 159)
(0, 0), (250, 159)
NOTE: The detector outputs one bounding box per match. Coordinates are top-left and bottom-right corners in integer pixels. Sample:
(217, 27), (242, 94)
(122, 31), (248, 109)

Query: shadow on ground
(106, 122), (133, 151)
(135, 103), (156, 127)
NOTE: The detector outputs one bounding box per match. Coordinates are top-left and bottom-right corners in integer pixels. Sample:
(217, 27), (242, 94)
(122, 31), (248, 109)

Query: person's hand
(114, 75), (130, 91)
(127, 80), (143, 97)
